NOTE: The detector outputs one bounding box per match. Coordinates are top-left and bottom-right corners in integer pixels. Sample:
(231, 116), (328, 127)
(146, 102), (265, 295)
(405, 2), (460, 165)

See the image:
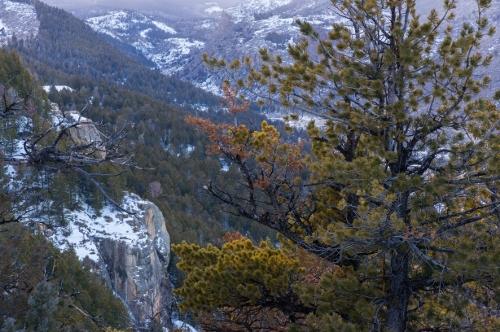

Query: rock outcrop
(43, 194), (174, 330)
(97, 200), (173, 329)
(50, 103), (107, 160)
(19, 104), (173, 330)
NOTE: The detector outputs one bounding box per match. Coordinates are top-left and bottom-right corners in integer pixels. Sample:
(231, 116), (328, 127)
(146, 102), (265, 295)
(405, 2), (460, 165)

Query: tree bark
(386, 250), (410, 332)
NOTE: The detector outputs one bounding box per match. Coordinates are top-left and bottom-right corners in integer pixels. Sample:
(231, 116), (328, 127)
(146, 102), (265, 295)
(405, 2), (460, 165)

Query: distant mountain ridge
(84, 0), (500, 96)
(0, 0), (220, 111)
(84, 0), (337, 94)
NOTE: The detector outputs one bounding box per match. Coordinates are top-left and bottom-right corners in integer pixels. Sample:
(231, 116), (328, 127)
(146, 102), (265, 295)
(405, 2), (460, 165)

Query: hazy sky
(42, 0), (477, 17)
(43, 0), (242, 15)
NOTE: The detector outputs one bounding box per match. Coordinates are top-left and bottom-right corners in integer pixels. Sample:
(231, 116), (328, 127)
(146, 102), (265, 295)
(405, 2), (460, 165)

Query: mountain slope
(0, 0), (39, 45)
(2, 0), (219, 110)
(0, 0), (273, 244)
(84, 0), (500, 96)
(84, 0), (337, 94)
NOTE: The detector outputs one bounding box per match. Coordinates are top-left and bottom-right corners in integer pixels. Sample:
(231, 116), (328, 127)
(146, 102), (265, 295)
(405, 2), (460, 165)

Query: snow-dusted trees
(0, 50), (132, 223)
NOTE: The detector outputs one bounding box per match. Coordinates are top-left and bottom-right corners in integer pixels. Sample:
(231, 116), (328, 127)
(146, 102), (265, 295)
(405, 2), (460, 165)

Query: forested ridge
(4, 0), (278, 245)
(11, 0), (220, 108)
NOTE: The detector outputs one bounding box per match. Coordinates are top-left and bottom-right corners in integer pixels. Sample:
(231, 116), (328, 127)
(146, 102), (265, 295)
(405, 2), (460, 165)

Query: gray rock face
(7, 100), (174, 329)
(68, 122), (106, 160)
(45, 193), (173, 330)
(50, 103), (107, 160)
(96, 201), (173, 329)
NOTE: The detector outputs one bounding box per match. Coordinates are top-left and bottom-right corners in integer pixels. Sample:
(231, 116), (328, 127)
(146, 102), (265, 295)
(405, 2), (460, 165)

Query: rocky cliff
(48, 105), (174, 329)
(45, 194), (174, 330)
(5, 101), (177, 330)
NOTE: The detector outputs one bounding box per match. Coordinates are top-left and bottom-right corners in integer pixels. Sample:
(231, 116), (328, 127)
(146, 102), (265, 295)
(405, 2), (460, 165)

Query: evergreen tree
(174, 235), (306, 331)
(0, 224), (130, 331)
(180, 0), (500, 330)
(25, 281), (59, 332)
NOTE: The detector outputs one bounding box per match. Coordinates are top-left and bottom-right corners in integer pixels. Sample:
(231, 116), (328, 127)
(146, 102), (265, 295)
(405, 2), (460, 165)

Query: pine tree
(25, 281), (59, 332)
(174, 235), (306, 331)
(183, 0), (500, 330)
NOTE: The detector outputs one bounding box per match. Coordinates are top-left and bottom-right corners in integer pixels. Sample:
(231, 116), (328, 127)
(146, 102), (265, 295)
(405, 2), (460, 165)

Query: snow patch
(254, 15), (296, 37)
(43, 85), (75, 93)
(227, 0), (293, 22)
(205, 5), (223, 15)
(49, 193), (152, 262)
(168, 38), (204, 54)
(0, 18), (7, 32)
(140, 28), (152, 39)
(152, 38), (205, 75)
(172, 320), (198, 332)
(87, 10), (130, 32)
(194, 77), (221, 95)
(267, 112), (327, 130)
(152, 20), (177, 34)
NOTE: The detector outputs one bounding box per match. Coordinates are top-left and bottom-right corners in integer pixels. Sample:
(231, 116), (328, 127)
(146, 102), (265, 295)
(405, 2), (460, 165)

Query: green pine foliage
(0, 223), (130, 331)
(40, 72), (274, 244)
(174, 236), (306, 331)
(180, 0), (500, 330)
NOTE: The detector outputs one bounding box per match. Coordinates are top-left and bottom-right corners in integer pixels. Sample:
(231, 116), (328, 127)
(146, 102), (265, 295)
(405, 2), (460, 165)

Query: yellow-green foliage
(174, 238), (301, 313)
(191, 0), (500, 330)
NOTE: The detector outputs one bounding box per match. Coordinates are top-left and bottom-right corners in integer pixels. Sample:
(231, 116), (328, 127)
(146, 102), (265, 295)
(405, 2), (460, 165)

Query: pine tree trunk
(386, 250), (410, 332)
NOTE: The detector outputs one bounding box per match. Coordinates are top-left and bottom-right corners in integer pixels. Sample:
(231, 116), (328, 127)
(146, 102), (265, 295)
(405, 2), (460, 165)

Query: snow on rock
(227, 0), (293, 22)
(267, 112), (327, 130)
(0, 18), (6, 31)
(43, 85), (75, 93)
(140, 27), (152, 38)
(86, 10), (131, 37)
(194, 76), (222, 96)
(253, 15), (296, 37)
(49, 103), (107, 160)
(152, 38), (205, 75)
(167, 38), (204, 55)
(49, 193), (160, 262)
(43, 192), (174, 330)
(0, 0), (39, 46)
(204, 2), (223, 15)
(172, 319), (198, 332)
(50, 102), (90, 128)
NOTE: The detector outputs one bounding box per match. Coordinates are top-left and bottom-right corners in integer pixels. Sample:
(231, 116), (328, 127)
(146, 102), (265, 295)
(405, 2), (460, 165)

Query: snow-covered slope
(84, 0), (336, 90)
(48, 193), (169, 263)
(0, 0), (39, 46)
(3, 101), (175, 330)
(86, 10), (205, 75)
(226, 0), (294, 22)
(84, 0), (500, 98)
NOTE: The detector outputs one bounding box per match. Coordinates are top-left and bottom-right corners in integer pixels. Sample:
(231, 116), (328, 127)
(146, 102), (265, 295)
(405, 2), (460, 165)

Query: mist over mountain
(43, 0), (241, 16)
